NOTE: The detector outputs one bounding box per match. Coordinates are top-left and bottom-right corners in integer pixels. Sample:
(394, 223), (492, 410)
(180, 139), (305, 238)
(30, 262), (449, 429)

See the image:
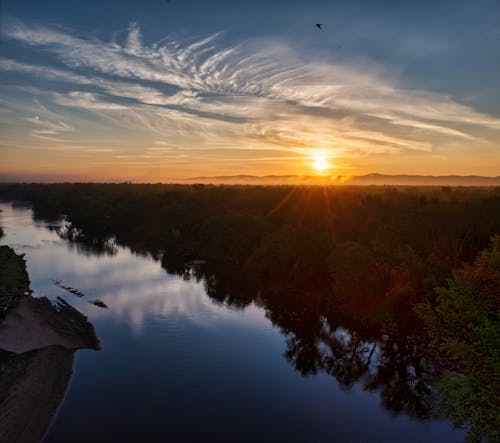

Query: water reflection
(0, 203), (464, 442)
(0, 204), (269, 332)
(278, 314), (436, 418)
(55, 224), (119, 257)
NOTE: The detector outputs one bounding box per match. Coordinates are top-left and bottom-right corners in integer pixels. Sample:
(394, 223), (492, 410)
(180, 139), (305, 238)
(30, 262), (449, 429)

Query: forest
(0, 183), (498, 442)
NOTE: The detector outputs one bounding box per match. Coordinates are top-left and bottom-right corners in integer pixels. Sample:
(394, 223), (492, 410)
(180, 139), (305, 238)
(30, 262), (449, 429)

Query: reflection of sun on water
(313, 155), (330, 173)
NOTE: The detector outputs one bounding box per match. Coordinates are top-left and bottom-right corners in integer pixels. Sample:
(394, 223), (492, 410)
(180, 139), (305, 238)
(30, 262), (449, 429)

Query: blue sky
(1, 0), (499, 180)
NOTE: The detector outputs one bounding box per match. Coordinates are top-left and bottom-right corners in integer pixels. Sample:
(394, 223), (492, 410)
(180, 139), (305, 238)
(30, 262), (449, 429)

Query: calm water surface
(0, 203), (464, 443)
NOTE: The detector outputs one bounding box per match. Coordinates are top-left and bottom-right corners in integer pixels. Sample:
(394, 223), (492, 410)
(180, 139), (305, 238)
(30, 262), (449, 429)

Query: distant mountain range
(1, 173), (499, 186)
(184, 173), (500, 186)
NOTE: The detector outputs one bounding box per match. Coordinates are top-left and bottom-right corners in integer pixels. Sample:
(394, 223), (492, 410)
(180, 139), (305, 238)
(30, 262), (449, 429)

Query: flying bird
(315, 23), (322, 29)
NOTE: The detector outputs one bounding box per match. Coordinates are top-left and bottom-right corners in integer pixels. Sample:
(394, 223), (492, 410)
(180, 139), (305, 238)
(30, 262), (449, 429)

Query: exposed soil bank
(0, 296), (100, 354)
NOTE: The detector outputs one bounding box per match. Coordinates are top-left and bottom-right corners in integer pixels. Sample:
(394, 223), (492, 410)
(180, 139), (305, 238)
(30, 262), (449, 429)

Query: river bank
(0, 245), (29, 318)
(0, 245), (100, 443)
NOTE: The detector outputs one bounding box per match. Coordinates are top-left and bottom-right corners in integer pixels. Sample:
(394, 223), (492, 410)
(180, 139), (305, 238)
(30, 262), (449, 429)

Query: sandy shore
(0, 346), (75, 443)
(0, 295), (100, 354)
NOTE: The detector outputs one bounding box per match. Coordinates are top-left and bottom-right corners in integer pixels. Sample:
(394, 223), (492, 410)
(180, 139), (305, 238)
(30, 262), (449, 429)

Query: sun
(312, 155), (330, 172)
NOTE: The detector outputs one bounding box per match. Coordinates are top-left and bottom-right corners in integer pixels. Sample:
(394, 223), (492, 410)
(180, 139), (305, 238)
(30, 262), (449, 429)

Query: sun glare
(313, 155), (330, 172)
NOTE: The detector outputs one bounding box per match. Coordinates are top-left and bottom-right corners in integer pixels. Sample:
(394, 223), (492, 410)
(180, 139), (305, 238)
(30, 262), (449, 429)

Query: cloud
(23, 114), (75, 142)
(2, 18), (500, 162)
(53, 91), (128, 110)
(369, 113), (475, 139)
(0, 58), (92, 85)
(125, 22), (143, 55)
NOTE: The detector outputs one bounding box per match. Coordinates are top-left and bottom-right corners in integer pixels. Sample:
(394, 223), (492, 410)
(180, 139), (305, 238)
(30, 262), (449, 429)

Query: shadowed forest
(0, 183), (498, 442)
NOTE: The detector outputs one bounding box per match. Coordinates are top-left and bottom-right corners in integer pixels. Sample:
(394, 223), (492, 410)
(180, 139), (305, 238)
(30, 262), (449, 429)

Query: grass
(0, 245), (30, 317)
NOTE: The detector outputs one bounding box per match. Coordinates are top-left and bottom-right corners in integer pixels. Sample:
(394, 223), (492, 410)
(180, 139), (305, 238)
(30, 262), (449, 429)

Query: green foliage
(416, 238), (500, 442)
(437, 373), (499, 443)
(0, 246), (29, 316)
(459, 235), (500, 311)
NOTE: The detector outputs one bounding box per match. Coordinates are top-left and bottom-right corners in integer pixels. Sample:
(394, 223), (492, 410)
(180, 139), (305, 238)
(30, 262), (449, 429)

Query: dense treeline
(1, 183), (498, 263)
(0, 183), (499, 440)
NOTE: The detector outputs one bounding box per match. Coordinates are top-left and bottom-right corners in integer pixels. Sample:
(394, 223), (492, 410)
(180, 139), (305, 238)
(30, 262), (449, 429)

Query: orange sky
(1, 8), (500, 181)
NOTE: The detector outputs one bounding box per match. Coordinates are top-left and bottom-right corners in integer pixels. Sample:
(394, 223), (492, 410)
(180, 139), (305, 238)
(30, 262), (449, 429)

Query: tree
(416, 236), (500, 442)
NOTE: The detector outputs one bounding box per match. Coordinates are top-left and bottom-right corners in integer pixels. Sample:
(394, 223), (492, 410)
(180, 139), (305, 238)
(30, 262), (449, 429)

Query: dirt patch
(0, 346), (75, 443)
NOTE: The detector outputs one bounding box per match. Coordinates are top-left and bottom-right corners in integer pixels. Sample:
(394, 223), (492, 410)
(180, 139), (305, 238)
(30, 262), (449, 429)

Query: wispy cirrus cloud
(23, 114), (74, 142)
(1, 17), (500, 173)
(53, 91), (128, 110)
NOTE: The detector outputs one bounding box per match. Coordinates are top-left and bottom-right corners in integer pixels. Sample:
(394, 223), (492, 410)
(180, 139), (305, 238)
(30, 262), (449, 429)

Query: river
(0, 202), (464, 442)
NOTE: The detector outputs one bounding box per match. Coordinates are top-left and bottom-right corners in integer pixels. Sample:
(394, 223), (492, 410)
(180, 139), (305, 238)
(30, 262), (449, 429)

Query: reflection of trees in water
(55, 224), (118, 257)
(48, 220), (440, 419)
(364, 332), (435, 418)
(317, 324), (378, 387)
(192, 263), (438, 419)
(283, 316), (435, 418)
(47, 224), (440, 419)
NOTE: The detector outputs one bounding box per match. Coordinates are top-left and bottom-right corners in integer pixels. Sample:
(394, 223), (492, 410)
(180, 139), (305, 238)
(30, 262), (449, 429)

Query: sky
(0, 0), (499, 182)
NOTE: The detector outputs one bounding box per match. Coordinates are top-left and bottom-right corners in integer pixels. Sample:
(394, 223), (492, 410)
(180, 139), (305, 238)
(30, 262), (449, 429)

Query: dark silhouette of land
(183, 173), (500, 186)
(1, 173), (500, 186)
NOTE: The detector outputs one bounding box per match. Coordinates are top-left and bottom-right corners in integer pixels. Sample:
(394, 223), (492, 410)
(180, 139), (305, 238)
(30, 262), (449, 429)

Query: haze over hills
(184, 173), (500, 186)
(1, 173), (500, 186)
